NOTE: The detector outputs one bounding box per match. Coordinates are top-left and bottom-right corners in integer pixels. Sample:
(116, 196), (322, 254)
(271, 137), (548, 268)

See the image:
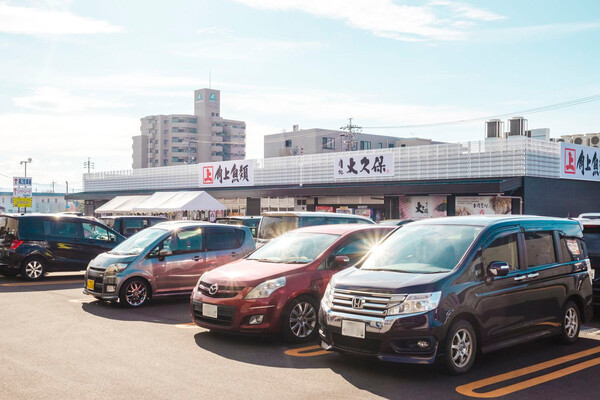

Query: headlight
(322, 279), (335, 308)
(244, 277), (286, 299)
(105, 263), (129, 276)
(387, 292), (441, 316)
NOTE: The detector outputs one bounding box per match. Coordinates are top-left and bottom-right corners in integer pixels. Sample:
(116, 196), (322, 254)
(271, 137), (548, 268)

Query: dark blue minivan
(319, 216), (593, 374)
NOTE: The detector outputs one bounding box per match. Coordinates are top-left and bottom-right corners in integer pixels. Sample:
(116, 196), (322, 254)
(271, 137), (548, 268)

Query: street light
(20, 158), (32, 176)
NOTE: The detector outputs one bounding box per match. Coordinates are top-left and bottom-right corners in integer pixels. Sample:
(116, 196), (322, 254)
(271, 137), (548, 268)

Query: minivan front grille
(331, 289), (404, 317)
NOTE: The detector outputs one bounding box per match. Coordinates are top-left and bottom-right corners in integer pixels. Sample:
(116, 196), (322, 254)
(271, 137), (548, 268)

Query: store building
(132, 88), (246, 168)
(71, 136), (600, 220)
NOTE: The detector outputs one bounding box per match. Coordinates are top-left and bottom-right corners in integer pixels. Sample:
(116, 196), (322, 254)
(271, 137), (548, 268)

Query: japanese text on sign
(199, 160), (254, 187)
(334, 153), (394, 179)
(561, 142), (600, 182)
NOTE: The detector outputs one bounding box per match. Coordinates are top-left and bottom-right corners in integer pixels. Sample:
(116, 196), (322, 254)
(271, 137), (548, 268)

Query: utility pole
(339, 117), (362, 151)
(83, 157), (95, 173)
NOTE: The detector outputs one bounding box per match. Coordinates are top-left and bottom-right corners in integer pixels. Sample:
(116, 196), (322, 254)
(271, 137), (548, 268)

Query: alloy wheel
(451, 328), (473, 369)
(25, 260), (43, 279)
(565, 307), (579, 339)
(289, 302), (317, 338)
(125, 281), (147, 307)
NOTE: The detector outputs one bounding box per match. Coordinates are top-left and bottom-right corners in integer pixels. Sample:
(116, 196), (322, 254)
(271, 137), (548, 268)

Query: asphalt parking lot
(2, 273), (600, 400)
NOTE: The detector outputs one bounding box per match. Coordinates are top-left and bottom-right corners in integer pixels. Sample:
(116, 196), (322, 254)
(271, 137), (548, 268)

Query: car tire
(282, 295), (319, 343)
(442, 319), (477, 375)
(20, 256), (46, 281)
(559, 301), (580, 344)
(119, 278), (150, 308)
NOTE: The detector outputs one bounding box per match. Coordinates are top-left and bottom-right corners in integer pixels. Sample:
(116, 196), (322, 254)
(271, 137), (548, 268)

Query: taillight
(9, 240), (23, 250)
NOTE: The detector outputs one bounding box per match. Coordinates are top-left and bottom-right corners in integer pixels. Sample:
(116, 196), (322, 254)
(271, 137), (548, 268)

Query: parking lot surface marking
(175, 322), (200, 329)
(284, 345), (331, 357)
(0, 280), (82, 287)
(456, 346), (600, 398)
(68, 298), (97, 303)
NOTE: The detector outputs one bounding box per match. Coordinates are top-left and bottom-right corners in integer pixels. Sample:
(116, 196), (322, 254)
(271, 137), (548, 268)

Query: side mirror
(488, 261), (510, 277)
(333, 255), (350, 268)
(158, 249), (172, 261)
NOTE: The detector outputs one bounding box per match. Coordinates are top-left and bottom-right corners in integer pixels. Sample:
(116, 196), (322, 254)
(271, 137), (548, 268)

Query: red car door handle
(192, 256), (201, 261)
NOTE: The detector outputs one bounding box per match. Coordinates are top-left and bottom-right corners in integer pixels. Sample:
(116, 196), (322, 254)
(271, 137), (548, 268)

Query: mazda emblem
(209, 283), (219, 295)
(352, 297), (365, 309)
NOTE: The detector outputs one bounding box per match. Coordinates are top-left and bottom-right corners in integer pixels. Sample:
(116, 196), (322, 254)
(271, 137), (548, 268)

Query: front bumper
(83, 268), (120, 301)
(191, 293), (283, 334)
(318, 302), (442, 364)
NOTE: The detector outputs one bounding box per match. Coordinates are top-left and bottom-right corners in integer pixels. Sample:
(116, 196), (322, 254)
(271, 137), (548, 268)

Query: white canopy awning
(95, 195), (151, 214)
(133, 191), (226, 213)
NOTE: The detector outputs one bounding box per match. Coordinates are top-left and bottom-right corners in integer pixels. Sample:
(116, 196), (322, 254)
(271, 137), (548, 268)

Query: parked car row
(0, 212), (595, 375)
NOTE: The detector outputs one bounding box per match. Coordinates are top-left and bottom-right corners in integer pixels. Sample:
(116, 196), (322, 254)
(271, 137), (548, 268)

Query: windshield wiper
(248, 258), (281, 263)
(284, 260), (310, 264)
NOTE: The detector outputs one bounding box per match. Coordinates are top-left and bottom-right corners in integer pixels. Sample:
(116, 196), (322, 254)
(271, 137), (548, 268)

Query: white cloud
(233, 0), (505, 41)
(477, 22), (600, 41)
(0, 3), (124, 35)
(13, 87), (132, 112)
(197, 26), (233, 35)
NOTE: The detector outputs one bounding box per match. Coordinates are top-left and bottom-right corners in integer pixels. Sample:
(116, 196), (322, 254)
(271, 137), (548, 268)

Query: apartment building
(132, 88), (246, 168)
(264, 126), (438, 158)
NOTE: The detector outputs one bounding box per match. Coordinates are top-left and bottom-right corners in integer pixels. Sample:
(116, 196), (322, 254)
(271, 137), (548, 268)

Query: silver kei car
(83, 221), (255, 307)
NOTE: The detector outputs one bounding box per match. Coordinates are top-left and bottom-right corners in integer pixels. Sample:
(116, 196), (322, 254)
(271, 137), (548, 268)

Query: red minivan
(190, 224), (395, 342)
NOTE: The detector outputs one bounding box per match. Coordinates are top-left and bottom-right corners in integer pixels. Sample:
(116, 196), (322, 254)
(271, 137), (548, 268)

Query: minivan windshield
(257, 216), (298, 240)
(583, 226), (600, 255)
(248, 232), (340, 263)
(108, 227), (167, 256)
(361, 224), (482, 273)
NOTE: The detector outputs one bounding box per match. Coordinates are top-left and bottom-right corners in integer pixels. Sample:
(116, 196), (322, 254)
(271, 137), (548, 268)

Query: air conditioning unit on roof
(586, 133), (600, 148)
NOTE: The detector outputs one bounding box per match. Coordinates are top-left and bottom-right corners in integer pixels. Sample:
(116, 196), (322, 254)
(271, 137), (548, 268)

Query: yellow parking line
(0, 280), (82, 287)
(285, 345), (331, 357)
(456, 346), (600, 398)
(175, 322), (200, 329)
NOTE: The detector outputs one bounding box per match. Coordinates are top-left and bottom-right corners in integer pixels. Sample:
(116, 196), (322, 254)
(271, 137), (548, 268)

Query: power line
(362, 93), (600, 130)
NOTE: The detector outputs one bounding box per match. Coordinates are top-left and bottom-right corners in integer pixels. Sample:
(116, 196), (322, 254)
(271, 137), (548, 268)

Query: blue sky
(1, 0), (599, 192)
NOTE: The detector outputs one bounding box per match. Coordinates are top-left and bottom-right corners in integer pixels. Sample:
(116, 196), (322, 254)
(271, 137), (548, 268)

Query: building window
(163, 130), (168, 134)
(322, 137), (335, 150)
(285, 139), (292, 148)
(401, 144), (406, 147)
(378, 142), (383, 148)
(154, 140), (158, 144)
(388, 143), (395, 148)
(360, 141), (371, 150)
(163, 119), (168, 124)
(55, 198), (57, 203)
(163, 140), (167, 145)
(163, 159), (168, 165)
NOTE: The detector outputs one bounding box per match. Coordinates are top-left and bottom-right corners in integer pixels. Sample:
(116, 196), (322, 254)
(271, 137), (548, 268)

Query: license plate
(341, 320), (365, 339)
(86, 279), (94, 290)
(202, 303), (218, 319)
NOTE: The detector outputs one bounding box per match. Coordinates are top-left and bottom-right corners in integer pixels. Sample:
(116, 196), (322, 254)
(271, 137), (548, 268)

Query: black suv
(0, 214), (125, 280)
(319, 216), (593, 374)
(99, 215), (168, 237)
